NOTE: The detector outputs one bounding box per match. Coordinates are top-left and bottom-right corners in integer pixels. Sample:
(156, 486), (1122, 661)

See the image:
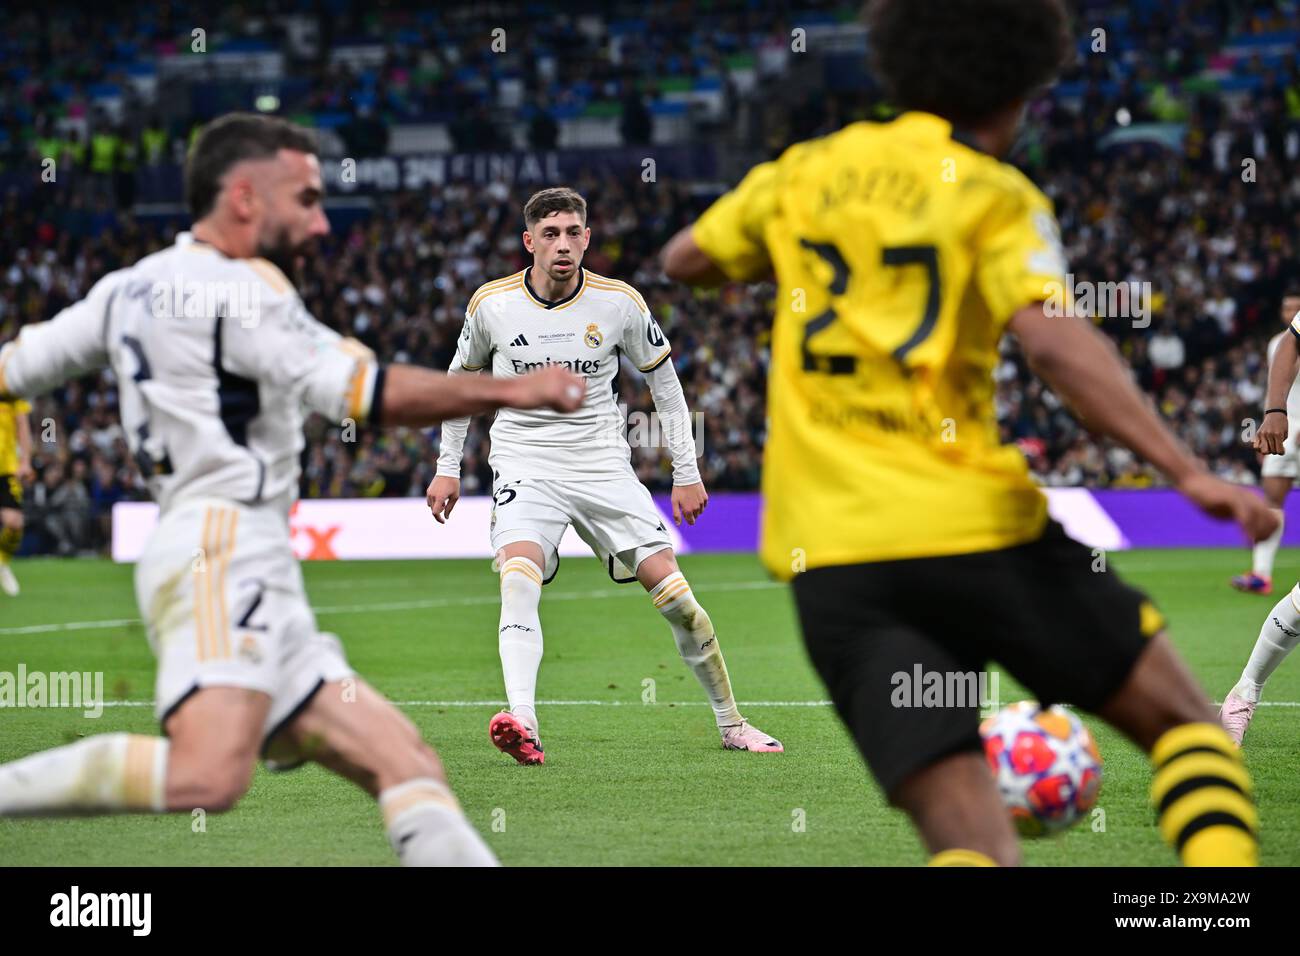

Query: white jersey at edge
(0, 232), (379, 517)
(440, 267), (672, 483)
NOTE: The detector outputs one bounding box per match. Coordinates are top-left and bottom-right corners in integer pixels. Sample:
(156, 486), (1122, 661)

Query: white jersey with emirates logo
(437, 268), (673, 483)
(0, 232), (380, 517)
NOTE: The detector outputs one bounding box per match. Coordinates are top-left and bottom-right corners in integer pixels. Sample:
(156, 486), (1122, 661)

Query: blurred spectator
(528, 101), (559, 150)
(1150, 321), (1187, 370)
(619, 88), (653, 146)
(8, 0), (1300, 556)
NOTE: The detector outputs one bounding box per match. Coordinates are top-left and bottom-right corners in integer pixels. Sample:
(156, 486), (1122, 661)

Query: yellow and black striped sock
(1151, 723), (1257, 866)
(928, 849), (998, 867)
(0, 525), (21, 562)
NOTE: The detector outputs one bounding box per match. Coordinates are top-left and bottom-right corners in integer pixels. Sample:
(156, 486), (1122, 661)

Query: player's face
(254, 149), (329, 272)
(524, 211), (589, 281)
(1283, 295), (1300, 326)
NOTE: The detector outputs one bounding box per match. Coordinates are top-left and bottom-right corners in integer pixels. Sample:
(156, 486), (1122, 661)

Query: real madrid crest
(584, 323), (603, 348)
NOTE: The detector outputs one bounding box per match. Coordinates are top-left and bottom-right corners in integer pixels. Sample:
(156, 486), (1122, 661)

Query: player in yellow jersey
(661, 0), (1275, 866)
(0, 396), (33, 596)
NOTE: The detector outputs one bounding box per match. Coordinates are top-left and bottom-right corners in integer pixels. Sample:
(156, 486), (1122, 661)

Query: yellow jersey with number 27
(692, 111), (1070, 579)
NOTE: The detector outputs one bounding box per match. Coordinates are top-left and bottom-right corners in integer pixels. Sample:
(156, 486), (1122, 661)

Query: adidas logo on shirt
(509, 334), (529, 347)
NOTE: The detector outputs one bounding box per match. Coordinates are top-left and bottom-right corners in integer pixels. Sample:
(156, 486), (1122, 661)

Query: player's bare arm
(382, 363), (584, 428)
(15, 410), (33, 484)
(1009, 301), (1277, 542)
(661, 226), (729, 286)
(1255, 328), (1299, 456)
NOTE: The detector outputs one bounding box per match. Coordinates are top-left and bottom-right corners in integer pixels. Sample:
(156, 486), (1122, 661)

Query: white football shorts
(134, 497), (353, 750)
(1261, 415), (1300, 480)
(488, 476), (673, 583)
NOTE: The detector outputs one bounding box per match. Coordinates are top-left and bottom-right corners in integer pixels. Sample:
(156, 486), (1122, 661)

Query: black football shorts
(0, 474), (21, 510)
(792, 520), (1161, 798)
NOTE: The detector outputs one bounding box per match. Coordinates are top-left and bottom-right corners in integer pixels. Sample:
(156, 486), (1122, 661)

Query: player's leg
(1224, 403), (1296, 739)
(892, 753), (1021, 867)
(1095, 635), (1257, 865)
(0, 686), (266, 816)
(635, 546), (782, 751)
(266, 678), (497, 866)
(1222, 469), (1297, 741)
(161, 687), (268, 810)
(485, 479), (569, 764)
(0, 476), (25, 595)
(1231, 471), (1289, 594)
(1219, 582), (1300, 744)
(1, 501), (275, 817)
(997, 523), (1257, 866)
(792, 561), (1015, 865)
(491, 539), (548, 764)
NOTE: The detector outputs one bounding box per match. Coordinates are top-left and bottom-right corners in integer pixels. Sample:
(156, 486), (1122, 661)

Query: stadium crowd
(5, 0), (1300, 553)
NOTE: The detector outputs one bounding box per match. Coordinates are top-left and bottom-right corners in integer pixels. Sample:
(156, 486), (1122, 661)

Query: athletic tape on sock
(379, 777), (461, 829)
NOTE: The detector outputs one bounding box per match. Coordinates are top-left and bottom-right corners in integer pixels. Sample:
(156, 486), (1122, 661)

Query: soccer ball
(979, 700), (1102, 837)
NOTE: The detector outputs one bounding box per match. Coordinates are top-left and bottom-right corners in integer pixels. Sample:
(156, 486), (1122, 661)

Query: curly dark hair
(865, 0), (1074, 127)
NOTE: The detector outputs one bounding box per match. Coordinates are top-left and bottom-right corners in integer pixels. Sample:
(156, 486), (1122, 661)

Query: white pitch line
(0, 579), (784, 636)
(0, 618), (141, 636)
(37, 698), (1300, 709)
(71, 698), (837, 710)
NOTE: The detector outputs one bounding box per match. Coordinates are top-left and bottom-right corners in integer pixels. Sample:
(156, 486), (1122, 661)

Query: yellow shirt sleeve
(13, 399), (30, 415)
(691, 160), (779, 282)
(972, 180), (1070, 325)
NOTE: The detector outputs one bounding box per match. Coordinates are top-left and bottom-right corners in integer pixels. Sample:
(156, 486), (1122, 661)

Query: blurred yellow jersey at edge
(692, 111), (1070, 579)
(0, 398), (31, 475)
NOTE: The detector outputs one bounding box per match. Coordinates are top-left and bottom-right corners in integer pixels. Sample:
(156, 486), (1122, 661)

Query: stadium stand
(4, 0), (1300, 553)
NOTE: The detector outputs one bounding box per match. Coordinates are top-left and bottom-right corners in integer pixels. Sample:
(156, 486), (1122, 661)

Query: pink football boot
(721, 719), (784, 753)
(489, 712), (545, 765)
(1230, 572), (1272, 596)
(1218, 692), (1258, 747)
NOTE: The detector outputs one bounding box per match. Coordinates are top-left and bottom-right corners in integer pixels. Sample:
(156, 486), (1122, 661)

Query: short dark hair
(185, 112), (319, 219)
(866, 0), (1073, 127)
(523, 187), (587, 229)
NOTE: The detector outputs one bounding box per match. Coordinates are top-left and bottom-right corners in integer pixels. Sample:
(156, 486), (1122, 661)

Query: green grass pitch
(1, 548), (1297, 866)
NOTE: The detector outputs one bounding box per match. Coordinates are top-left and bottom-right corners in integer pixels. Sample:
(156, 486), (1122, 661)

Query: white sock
(499, 555), (544, 734)
(0, 733), (168, 816)
(1235, 585), (1300, 702)
(379, 777), (499, 867)
(650, 571), (743, 727)
(1251, 509), (1284, 577)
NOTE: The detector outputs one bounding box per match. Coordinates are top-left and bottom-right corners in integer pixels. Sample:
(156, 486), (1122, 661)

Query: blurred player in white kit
(1223, 295), (1300, 744)
(1230, 295), (1300, 596)
(0, 113), (586, 865)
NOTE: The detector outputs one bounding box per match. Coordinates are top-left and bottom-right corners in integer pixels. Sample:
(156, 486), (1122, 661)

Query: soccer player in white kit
(425, 187), (783, 763)
(0, 114), (586, 864)
(1223, 296), (1300, 744)
(1230, 295), (1300, 597)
